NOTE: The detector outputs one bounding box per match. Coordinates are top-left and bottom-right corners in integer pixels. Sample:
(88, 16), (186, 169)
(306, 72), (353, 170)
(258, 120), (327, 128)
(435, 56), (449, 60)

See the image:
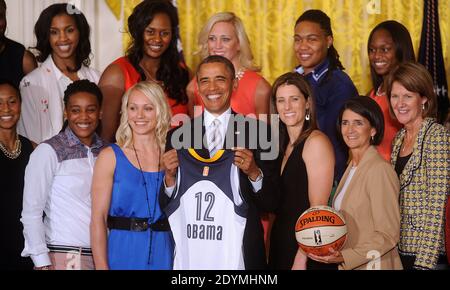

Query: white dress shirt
(17, 56), (100, 144)
(20, 128), (104, 267)
(203, 108), (231, 152)
(165, 108), (263, 196)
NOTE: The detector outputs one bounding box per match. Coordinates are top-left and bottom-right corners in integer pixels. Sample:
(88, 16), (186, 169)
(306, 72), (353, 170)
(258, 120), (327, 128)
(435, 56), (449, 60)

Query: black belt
(107, 216), (170, 232)
(47, 245), (92, 256)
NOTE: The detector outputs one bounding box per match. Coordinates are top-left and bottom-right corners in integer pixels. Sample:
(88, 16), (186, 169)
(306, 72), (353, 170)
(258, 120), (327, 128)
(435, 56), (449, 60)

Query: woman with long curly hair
(99, 0), (190, 142)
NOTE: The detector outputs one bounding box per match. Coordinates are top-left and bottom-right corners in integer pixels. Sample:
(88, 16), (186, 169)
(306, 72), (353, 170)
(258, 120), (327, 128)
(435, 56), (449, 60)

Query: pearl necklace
(375, 86), (384, 97)
(0, 136), (22, 159)
(235, 68), (245, 81)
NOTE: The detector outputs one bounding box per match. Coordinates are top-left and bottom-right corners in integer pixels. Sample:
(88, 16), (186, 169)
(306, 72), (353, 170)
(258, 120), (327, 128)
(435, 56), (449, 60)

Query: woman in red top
(367, 21), (415, 160)
(99, 0), (190, 142)
(186, 12), (273, 255)
(187, 12), (271, 120)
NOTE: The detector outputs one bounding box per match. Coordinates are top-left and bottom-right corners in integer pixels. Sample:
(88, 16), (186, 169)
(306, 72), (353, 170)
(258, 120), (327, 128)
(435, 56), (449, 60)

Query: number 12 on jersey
(195, 192), (215, 222)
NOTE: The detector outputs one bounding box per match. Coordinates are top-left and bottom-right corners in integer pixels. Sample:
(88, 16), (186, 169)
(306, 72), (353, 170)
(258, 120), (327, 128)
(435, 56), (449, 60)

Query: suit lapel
(392, 118), (435, 190)
(333, 146), (378, 208)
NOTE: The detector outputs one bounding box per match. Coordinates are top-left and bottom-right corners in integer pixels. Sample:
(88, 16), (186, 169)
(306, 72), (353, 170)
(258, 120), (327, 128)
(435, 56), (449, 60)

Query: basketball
(295, 205), (347, 256)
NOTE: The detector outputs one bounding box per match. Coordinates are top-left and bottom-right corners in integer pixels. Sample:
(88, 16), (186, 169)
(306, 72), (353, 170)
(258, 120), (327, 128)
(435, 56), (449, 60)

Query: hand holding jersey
(232, 147), (262, 182)
(162, 149), (178, 187)
(163, 57), (262, 188)
(161, 56), (275, 269)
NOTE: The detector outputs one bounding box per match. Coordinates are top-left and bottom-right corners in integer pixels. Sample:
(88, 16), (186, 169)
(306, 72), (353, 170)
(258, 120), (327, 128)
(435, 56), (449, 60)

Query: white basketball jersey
(165, 149), (248, 270)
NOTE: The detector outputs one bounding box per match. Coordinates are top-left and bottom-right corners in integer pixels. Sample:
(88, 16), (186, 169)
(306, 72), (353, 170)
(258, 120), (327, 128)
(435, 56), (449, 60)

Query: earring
(422, 103), (426, 110)
(371, 135), (374, 143)
(305, 110), (310, 121)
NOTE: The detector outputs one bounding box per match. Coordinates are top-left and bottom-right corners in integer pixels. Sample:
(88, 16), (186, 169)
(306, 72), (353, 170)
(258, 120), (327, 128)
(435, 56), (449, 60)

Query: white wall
(4, 0), (124, 73)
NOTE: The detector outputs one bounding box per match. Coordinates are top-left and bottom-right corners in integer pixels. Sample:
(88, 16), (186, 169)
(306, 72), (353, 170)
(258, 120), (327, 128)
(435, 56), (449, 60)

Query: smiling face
(0, 84), (20, 131)
(390, 81), (426, 127)
(368, 29), (398, 77)
(142, 13), (172, 60)
(127, 89), (157, 136)
(275, 84), (310, 128)
(49, 13), (80, 62)
(294, 21), (332, 75)
(65, 92), (101, 146)
(341, 109), (376, 152)
(197, 62), (236, 116)
(207, 21), (240, 64)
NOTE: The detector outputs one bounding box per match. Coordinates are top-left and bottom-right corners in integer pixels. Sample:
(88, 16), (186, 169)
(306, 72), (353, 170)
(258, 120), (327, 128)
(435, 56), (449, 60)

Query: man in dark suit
(161, 55), (278, 269)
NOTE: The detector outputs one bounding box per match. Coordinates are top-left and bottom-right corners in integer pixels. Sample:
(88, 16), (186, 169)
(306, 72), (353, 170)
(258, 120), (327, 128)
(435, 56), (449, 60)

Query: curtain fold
(111, 0), (449, 94)
(105, 0), (121, 19)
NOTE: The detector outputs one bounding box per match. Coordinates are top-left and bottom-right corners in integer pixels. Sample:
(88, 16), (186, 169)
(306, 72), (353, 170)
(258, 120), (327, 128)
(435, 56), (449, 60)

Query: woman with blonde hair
(187, 12), (271, 119)
(91, 81), (173, 270)
(186, 12), (273, 250)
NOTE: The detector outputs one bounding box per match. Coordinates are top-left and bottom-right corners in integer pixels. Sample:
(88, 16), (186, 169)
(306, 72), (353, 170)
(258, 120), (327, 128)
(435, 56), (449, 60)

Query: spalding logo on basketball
(295, 205), (347, 256)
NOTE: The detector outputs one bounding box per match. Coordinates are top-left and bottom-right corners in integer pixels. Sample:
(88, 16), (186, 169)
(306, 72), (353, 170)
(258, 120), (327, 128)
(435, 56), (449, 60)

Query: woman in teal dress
(91, 81), (173, 270)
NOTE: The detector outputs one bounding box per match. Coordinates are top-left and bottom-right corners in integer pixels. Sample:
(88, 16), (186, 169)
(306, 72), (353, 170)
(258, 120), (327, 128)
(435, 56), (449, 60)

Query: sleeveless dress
(108, 144), (173, 270)
(165, 149), (247, 270)
(0, 135), (34, 269)
(0, 38), (25, 87)
(113, 57), (189, 118)
(268, 140), (336, 270)
(369, 89), (402, 161)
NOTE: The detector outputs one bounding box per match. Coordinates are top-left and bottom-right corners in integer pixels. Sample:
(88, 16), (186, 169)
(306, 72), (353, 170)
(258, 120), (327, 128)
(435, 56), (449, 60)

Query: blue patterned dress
(108, 144), (173, 270)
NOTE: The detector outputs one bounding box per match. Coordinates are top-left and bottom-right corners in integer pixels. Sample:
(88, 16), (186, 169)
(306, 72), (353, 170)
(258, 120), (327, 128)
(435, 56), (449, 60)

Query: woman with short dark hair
(309, 96), (402, 270)
(21, 80), (105, 270)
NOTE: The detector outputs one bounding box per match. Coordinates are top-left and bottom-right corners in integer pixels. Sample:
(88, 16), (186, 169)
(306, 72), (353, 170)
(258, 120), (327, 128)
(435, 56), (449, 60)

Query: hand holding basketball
(295, 206), (347, 257)
(308, 248), (344, 264)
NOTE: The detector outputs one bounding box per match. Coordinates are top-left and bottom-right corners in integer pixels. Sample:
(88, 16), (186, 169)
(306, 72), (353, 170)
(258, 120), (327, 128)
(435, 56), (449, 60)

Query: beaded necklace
(235, 67), (245, 81)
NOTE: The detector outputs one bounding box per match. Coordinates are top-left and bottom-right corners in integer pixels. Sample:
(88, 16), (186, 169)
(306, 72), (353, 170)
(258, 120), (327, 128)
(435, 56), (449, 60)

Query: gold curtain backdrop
(106, 0), (450, 95)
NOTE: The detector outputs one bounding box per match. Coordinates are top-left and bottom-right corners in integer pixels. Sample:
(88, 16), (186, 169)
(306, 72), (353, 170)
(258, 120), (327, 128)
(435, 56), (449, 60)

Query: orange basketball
(295, 205), (347, 256)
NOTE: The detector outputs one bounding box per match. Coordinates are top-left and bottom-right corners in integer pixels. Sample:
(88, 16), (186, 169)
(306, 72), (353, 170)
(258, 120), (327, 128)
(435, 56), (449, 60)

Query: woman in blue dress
(91, 81), (173, 270)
